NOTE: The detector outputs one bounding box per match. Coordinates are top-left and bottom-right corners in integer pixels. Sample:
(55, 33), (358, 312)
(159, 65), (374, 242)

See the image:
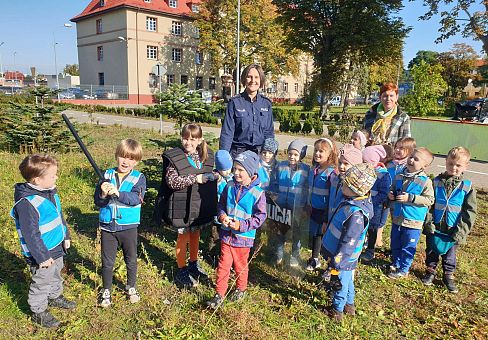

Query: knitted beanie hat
(340, 143), (363, 165)
(343, 163), (377, 196)
(262, 138), (279, 155)
(234, 150), (260, 177)
(353, 130), (367, 148)
(362, 145), (387, 164)
(288, 139), (307, 160)
(215, 150), (233, 171)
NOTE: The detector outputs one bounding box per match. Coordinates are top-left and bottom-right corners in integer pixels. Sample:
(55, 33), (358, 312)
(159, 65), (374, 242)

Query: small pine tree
(313, 117), (324, 135)
(290, 112), (302, 133)
(327, 123), (337, 137)
(302, 117), (313, 134)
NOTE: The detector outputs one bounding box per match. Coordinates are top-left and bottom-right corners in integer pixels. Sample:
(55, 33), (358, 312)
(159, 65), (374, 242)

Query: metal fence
(57, 84), (129, 100)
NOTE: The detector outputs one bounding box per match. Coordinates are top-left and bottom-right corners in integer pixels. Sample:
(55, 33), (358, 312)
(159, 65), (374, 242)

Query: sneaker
(175, 266), (197, 289)
(98, 289), (111, 308)
(127, 287), (140, 304)
(443, 274), (459, 294)
(205, 294), (224, 309)
(48, 295), (76, 309)
(389, 265), (399, 273)
(422, 272), (435, 286)
(387, 271), (408, 279)
(361, 249), (375, 262)
(188, 261), (209, 281)
(305, 257), (321, 271)
(32, 310), (60, 328)
(325, 306), (343, 321)
(289, 255), (299, 267)
(229, 289), (246, 302)
(343, 304), (356, 316)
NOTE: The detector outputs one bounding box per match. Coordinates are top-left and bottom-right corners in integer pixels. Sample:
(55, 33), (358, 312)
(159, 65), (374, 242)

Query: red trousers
(215, 242), (250, 297)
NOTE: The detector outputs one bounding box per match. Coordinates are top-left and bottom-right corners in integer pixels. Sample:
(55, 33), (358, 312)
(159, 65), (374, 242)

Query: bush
(301, 117), (313, 134)
(290, 113), (302, 133)
(279, 117), (290, 132)
(327, 123), (337, 137)
(313, 118), (324, 136)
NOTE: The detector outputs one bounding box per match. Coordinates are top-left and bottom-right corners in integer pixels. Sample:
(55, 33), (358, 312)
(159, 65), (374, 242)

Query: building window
(283, 82), (288, 92)
(181, 75), (188, 85)
(98, 73), (105, 86)
(167, 74), (175, 85)
(195, 27), (200, 38)
(169, 0), (177, 8)
(149, 73), (158, 88)
(209, 77), (216, 90)
(144, 0), (152, 2)
(97, 46), (104, 61)
(146, 17), (157, 32)
(96, 19), (103, 34)
(195, 51), (203, 65)
(196, 76), (203, 90)
(171, 21), (182, 35)
(172, 48), (182, 62)
(191, 4), (200, 13)
(147, 45), (158, 60)
(294, 83), (299, 93)
(100, 0), (105, 7)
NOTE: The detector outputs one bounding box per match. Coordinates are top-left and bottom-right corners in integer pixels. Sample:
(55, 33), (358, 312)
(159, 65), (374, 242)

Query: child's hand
(395, 193), (409, 202)
(107, 185), (119, 197)
(64, 239), (71, 249)
(196, 174), (208, 184)
(321, 222), (328, 234)
(388, 191), (395, 201)
(39, 258), (54, 268)
(229, 219), (240, 231)
(100, 182), (111, 197)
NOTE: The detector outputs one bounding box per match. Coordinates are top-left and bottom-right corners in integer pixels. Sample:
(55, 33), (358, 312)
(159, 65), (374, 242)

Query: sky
(0, 0), (484, 76)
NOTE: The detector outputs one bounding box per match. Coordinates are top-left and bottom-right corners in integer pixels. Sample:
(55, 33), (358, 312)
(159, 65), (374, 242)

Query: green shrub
(313, 118), (324, 136)
(327, 123), (337, 137)
(279, 117), (290, 132)
(290, 112), (302, 133)
(301, 117), (313, 134)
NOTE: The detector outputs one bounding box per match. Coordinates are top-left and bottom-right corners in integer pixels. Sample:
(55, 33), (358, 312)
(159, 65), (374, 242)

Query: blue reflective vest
(371, 166), (390, 200)
(309, 166), (334, 210)
(258, 165), (270, 189)
(433, 178), (472, 228)
(322, 202), (369, 266)
(217, 174), (233, 201)
(386, 161), (405, 183)
(222, 181), (264, 239)
(392, 173), (429, 222)
(11, 194), (67, 257)
(99, 168), (142, 227)
(327, 172), (344, 220)
(276, 161), (310, 209)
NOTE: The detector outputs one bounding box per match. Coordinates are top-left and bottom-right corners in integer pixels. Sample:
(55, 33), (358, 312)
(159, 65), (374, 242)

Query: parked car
(58, 90), (75, 99)
(94, 89), (119, 100)
(68, 87), (96, 99)
(328, 96), (342, 106)
(454, 98), (488, 122)
(368, 97), (380, 105)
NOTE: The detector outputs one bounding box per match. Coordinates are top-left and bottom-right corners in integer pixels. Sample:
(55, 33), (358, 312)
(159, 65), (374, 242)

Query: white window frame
(144, 0), (152, 3)
(209, 77), (216, 90)
(191, 4), (200, 13)
(96, 19), (103, 34)
(100, 0), (105, 7)
(147, 45), (158, 60)
(167, 74), (175, 85)
(171, 21), (182, 36)
(172, 48), (182, 62)
(97, 46), (104, 61)
(196, 76), (203, 90)
(146, 17), (157, 32)
(294, 83), (299, 93)
(169, 0), (177, 8)
(195, 51), (203, 65)
(283, 82), (288, 92)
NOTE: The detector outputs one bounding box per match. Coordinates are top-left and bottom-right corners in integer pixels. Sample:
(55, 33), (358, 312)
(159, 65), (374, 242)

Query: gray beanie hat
(234, 150), (260, 177)
(262, 138), (279, 154)
(288, 139), (307, 160)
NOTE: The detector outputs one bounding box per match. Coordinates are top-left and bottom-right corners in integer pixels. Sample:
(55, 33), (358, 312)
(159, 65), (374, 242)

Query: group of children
(11, 123), (477, 327)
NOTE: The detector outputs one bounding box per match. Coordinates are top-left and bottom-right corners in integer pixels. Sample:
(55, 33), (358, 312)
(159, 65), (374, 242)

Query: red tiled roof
(4, 71), (25, 80)
(71, 0), (201, 22)
(475, 59), (487, 68)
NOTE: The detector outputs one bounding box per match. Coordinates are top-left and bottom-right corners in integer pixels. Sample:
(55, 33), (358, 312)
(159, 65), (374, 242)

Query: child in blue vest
(206, 151), (267, 309)
(387, 147), (435, 279)
(11, 154), (76, 328)
(207, 150), (234, 266)
(306, 138), (338, 271)
(361, 145), (392, 261)
(322, 163), (376, 321)
(422, 146), (477, 293)
(274, 139), (310, 267)
(258, 138), (279, 190)
(94, 139), (146, 307)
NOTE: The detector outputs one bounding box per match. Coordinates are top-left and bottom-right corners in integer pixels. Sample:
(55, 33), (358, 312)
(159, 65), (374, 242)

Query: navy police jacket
(219, 91), (275, 152)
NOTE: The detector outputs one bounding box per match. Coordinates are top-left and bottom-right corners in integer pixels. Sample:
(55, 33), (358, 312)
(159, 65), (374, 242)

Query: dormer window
(169, 0), (177, 8)
(100, 0), (105, 7)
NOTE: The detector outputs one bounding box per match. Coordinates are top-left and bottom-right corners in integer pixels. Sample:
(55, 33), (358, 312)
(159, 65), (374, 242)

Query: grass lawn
(0, 124), (486, 339)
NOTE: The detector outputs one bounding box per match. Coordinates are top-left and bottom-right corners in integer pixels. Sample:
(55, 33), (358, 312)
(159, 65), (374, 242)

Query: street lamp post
(0, 42), (4, 78)
(235, 0), (240, 95)
(13, 51), (17, 93)
(54, 23), (73, 101)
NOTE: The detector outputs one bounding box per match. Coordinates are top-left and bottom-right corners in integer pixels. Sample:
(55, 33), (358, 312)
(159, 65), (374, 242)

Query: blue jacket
(11, 183), (70, 265)
(274, 161), (310, 209)
(326, 171), (344, 223)
(257, 159), (277, 190)
(322, 196), (373, 271)
(219, 91), (275, 151)
(94, 168), (146, 232)
(370, 164), (392, 227)
(309, 165), (334, 210)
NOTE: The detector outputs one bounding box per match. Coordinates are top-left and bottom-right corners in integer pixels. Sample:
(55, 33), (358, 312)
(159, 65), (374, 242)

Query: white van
(328, 96), (341, 106)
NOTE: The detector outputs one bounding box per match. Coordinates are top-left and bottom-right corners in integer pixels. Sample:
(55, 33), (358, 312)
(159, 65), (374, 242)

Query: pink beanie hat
(363, 145), (387, 164)
(354, 130), (367, 148)
(340, 143), (363, 165)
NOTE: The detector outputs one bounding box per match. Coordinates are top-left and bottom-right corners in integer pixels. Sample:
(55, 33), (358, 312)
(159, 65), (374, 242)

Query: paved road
(62, 110), (488, 189)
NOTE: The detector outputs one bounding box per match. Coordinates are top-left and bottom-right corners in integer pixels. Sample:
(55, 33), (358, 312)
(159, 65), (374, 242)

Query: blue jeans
(332, 270), (355, 312)
(390, 224), (421, 273)
(425, 234), (458, 275)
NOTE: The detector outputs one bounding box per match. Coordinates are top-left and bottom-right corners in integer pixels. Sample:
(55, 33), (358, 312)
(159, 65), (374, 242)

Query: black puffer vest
(154, 147), (217, 228)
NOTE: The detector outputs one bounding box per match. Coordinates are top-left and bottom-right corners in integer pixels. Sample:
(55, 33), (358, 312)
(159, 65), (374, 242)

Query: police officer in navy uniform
(219, 64), (275, 159)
